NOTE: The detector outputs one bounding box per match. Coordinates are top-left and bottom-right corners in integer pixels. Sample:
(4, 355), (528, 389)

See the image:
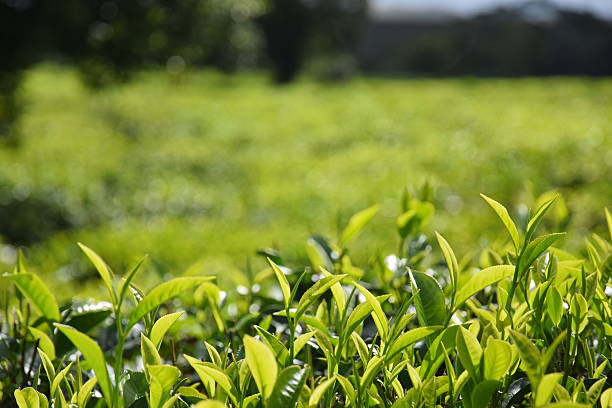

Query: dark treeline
(358, 3), (612, 76)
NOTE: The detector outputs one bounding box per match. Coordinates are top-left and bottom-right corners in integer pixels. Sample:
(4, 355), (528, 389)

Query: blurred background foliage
(0, 0), (611, 298)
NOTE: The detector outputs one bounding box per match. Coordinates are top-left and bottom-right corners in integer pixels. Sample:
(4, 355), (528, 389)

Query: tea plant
(1, 190), (611, 407)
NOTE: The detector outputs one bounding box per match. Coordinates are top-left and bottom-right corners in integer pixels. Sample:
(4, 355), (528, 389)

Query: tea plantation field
(1, 65), (610, 296)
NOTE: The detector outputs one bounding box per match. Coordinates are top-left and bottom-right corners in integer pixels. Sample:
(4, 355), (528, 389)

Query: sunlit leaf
(54, 324), (113, 403)
(340, 204), (379, 246)
(150, 311), (184, 349)
(4, 273), (59, 321)
(480, 194), (520, 251)
(308, 376), (337, 408)
(409, 270), (447, 326)
(268, 258), (291, 309)
(454, 265), (514, 310)
(244, 335), (278, 400)
(483, 338), (512, 381)
(127, 276), (214, 328)
(78, 242), (117, 304)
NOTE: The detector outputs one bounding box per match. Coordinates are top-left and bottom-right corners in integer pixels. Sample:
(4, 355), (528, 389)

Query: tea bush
(1, 191), (611, 407)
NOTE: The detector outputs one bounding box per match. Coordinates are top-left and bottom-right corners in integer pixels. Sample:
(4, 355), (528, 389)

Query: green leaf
(141, 333), (161, 367)
(193, 401), (228, 408)
(54, 324), (113, 404)
(78, 377), (97, 408)
(4, 273), (59, 321)
(320, 267), (346, 317)
(267, 258), (291, 309)
(268, 366), (309, 408)
(296, 275), (346, 322)
(535, 373), (563, 406)
(254, 325), (289, 366)
(50, 362), (73, 398)
(308, 376), (337, 408)
(483, 338), (513, 381)
(344, 295), (391, 338)
(518, 233), (565, 275)
(525, 195), (558, 243)
(509, 330), (540, 384)
(360, 355), (383, 391)
(150, 311), (184, 349)
(244, 335), (278, 400)
(605, 208), (612, 242)
(480, 194), (520, 251)
(14, 388), (48, 408)
(184, 355), (235, 398)
(537, 404), (589, 408)
(127, 276), (214, 329)
(546, 287), (563, 327)
(454, 265), (514, 310)
(471, 380), (500, 408)
(335, 374), (356, 405)
(29, 327), (55, 360)
(78, 243), (117, 304)
(340, 204), (379, 246)
(436, 232), (459, 295)
(385, 326), (442, 362)
(148, 365), (180, 408)
(586, 378), (607, 406)
(397, 201), (435, 239)
(408, 270), (447, 326)
(118, 256), (146, 308)
(37, 348), (55, 382)
(456, 326), (483, 381)
(354, 282), (388, 339)
(600, 388), (612, 408)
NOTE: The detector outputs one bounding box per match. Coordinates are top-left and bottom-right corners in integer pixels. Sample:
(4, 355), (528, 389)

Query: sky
(371, 0), (612, 19)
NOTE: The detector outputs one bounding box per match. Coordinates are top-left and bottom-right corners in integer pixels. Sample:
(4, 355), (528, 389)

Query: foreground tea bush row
(1, 191), (611, 407)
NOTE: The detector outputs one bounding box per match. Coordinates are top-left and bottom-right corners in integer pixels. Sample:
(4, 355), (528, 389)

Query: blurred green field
(1, 65), (610, 297)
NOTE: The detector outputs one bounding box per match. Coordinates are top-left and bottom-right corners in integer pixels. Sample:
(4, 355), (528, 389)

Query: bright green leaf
(244, 335), (278, 400)
(127, 276), (214, 329)
(4, 273), (59, 321)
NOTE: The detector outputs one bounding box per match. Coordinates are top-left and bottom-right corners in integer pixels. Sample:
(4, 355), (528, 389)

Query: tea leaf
(150, 311), (184, 349)
(320, 267), (346, 316)
(78, 243), (117, 305)
(268, 366), (308, 408)
(386, 326), (442, 362)
(184, 355), (234, 397)
(456, 326), (483, 381)
(454, 265), (514, 310)
(525, 195), (558, 243)
(471, 380), (500, 408)
(535, 373), (563, 406)
(244, 334), (278, 400)
(436, 232), (459, 295)
(509, 330), (540, 383)
(54, 324), (113, 403)
(127, 276), (214, 328)
(409, 270), (447, 326)
(518, 233), (565, 275)
(340, 204), (379, 246)
(296, 275), (346, 322)
(308, 376), (337, 408)
(4, 273), (59, 321)
(268, 258), (291, 309)
(354, 282), (388, 338)
(546, 286), (563, 326)
(483, 338), (513, 381)
(480, 194), (520, 251)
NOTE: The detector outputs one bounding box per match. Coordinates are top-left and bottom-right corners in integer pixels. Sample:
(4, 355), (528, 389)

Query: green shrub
(1, 191), (611, 407)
